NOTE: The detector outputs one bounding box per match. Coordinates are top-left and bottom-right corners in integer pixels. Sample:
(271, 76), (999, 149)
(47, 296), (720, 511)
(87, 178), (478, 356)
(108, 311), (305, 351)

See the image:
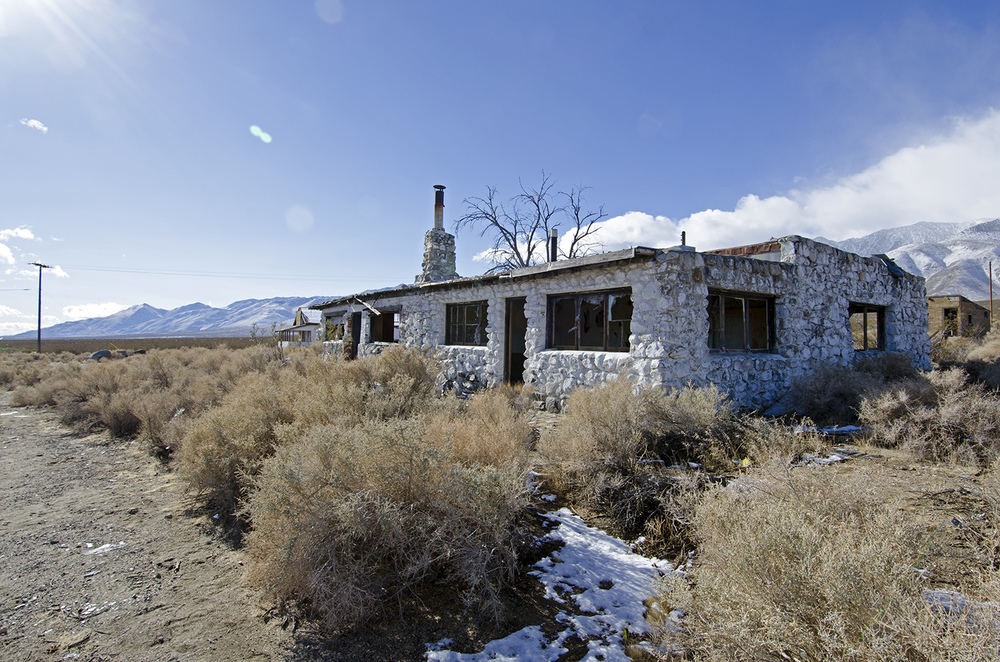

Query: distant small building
(927, 295), (991, 339)
(277, 308), (320, 349)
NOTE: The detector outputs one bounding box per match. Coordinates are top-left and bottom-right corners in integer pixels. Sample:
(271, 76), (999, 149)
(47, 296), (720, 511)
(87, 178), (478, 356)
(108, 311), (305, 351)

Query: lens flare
(249, 125), (272, 143)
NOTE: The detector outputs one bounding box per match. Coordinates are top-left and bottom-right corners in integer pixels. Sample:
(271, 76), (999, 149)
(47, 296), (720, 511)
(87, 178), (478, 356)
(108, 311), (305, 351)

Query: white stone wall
(315, 236), (930, 411)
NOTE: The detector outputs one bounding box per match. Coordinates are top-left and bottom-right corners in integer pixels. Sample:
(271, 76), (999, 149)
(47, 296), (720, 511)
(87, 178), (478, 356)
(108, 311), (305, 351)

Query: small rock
(59, 629), (92, 650)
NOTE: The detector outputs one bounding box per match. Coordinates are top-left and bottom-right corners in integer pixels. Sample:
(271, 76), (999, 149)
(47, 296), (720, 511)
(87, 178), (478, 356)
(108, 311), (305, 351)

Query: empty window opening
(446, 301), (488, 346)
(849, 303), (885, 350)
(708, 291), (774, 352)
(548, 290), (632, 352)
(370, 311), (399, 343)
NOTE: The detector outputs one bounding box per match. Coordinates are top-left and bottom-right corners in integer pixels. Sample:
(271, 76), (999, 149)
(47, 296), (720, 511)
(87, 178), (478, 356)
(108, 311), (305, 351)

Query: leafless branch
(454, 172), (606, 271)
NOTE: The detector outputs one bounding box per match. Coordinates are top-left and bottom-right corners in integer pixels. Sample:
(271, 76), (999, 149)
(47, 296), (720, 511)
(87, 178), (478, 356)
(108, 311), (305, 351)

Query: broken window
(849, 303), (885, 350)
(324, 321), (345, 341)
(446, 301), (488, 346)
(548, 290), (632, 352)
(707, 291), (774, 352)
(370, 311), (400, 343)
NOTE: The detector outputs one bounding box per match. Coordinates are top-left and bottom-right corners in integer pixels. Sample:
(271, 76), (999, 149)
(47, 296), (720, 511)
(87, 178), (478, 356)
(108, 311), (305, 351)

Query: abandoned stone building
(311, 186), (931, 410)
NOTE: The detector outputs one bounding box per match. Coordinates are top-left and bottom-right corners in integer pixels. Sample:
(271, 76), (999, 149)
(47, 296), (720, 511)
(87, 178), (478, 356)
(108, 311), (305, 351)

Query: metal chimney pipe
(681, 231), (686, 247)
(548, 228), (558, 262)
(433, 185), (445, 230)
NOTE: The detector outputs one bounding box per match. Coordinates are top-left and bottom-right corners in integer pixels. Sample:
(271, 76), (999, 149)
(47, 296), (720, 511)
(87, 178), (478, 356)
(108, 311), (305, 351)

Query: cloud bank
(591, 110), (1000, 251)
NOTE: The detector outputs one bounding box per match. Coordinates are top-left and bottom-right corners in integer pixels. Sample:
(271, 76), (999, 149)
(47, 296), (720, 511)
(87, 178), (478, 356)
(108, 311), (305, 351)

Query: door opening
(504, 297), (527, 384)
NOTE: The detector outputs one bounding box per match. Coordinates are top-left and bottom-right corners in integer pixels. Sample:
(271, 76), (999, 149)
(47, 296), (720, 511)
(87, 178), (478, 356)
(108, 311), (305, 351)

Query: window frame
(849, 302), (885, 351)
(707, 290), (776, 353)
(546, 289), (632, 352)
(445, 300), (489, 346)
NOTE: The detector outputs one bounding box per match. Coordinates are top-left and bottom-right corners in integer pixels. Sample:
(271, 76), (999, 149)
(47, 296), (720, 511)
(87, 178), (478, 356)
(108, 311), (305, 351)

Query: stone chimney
(416, 185), (459, 284)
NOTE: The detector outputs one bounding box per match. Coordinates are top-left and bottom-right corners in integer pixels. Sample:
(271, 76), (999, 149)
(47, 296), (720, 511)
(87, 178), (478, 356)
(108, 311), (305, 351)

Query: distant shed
(927, 295), (991, 338)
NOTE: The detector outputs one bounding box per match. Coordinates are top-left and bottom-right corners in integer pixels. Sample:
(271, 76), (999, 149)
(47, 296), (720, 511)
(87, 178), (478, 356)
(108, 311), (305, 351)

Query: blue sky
(3, 0), (1000, 334)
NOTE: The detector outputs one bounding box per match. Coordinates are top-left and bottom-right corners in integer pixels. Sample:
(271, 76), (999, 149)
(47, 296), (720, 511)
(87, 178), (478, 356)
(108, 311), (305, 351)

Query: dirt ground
(0, 392), (300, 661)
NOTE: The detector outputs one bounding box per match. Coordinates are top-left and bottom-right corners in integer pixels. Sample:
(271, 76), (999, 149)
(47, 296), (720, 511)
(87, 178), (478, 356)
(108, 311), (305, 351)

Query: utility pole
(30, 262), (51, 353)
(991, 261), (995, 330)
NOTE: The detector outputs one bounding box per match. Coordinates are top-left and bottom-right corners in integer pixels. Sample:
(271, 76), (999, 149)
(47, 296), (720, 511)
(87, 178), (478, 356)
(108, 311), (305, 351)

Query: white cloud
(62, 302), (129, 320)
(0, 244), (13, 265)
(592, 109), (1000, 251)
(0, 305), (26, 317)
(19, 118), (48, 133)
(51, 265), (69, 278)
(0, 322), (34, 335)
(0, 227), (36, 241)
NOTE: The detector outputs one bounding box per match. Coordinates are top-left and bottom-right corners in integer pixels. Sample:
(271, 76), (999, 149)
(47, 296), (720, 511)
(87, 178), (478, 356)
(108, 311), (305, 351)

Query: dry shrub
(966, 329), (1000, 363)
(539, 379), (737, 539)
(178, 371), (295, 514)
(7, 345), (286, 446)
(860, 368), (1000, 467)
(932, 335), (981, 364)
(737, 415), (825, 464)
(245, 418), (532, 629)
(788, 363), (884, 424)
(855, 351), (919, 382)
(94, 391), (142, 437)
(425, 389), (535, 467)
(663, 465), (1000, 661)
(319, 345), (437, 422)
(177, 346), (441, 515)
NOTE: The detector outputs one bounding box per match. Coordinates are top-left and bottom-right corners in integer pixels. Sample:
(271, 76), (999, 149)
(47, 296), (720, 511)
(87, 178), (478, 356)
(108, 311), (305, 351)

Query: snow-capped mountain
(11, 296), (332, 339)
(815, 221), (974, 257)
(818, 219), (1000, 301)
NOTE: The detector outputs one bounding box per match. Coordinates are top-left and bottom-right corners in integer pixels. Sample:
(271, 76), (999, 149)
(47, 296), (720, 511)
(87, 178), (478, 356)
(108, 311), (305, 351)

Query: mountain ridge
(10, 296), (332, 340)
(817, 219), (1000, 300)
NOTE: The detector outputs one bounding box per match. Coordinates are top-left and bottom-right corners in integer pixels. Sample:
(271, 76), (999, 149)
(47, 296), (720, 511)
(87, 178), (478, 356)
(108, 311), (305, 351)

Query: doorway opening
(504, 297), (527, 384)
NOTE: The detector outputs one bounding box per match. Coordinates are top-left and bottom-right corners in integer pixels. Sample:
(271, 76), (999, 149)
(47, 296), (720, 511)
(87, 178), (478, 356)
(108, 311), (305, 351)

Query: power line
(58, 264), (408, 282)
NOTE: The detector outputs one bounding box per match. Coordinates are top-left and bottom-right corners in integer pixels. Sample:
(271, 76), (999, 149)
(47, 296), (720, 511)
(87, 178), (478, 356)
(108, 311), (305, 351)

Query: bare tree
(455, 173), (606, 272)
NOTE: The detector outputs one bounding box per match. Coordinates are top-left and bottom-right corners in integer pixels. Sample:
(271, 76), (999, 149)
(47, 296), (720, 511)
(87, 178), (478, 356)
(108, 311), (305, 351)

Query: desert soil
(0, 392), (300, 661)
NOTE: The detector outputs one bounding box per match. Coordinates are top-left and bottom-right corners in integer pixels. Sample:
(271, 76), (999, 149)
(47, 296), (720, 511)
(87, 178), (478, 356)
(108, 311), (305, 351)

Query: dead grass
(860, 368), (1000, 468)
(6, 345), (281, 448)
(654, 463), (1000, 661)
(538, 378), (742, 547)
(425, 388), (535, 468)
(788, 352), (919, 425)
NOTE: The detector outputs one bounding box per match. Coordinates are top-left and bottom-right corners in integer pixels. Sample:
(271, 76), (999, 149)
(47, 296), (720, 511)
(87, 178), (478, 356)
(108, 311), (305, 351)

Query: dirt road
(0, 394), (294, 661)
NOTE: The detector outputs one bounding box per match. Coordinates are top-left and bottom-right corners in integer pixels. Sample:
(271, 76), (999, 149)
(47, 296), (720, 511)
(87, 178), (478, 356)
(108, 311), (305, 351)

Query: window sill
(710, 351), (784, 360)
(540, 348), (631, 356)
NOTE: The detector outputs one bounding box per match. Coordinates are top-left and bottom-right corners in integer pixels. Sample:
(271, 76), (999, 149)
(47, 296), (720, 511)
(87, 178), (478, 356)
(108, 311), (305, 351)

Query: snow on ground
(426, 508), (678, 662)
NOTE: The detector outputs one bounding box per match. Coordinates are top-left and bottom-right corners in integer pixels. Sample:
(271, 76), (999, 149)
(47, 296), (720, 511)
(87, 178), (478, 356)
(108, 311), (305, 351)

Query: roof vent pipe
(681, 231), (686, 246)
(433, 184), (445, 230)
(548, 228), (558, 262)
